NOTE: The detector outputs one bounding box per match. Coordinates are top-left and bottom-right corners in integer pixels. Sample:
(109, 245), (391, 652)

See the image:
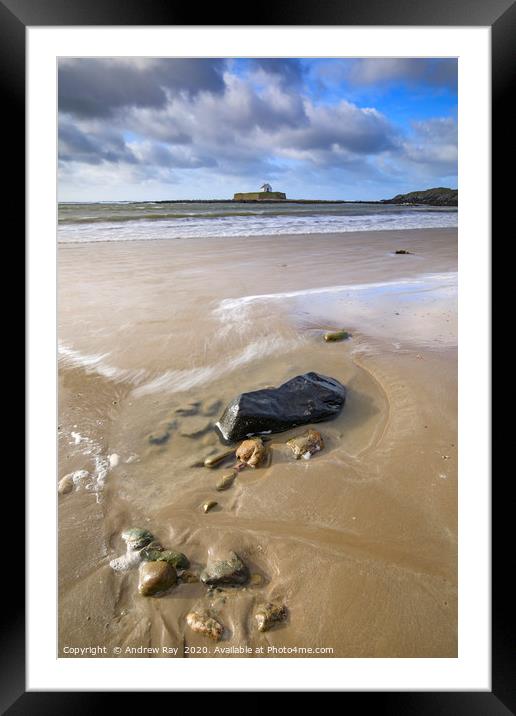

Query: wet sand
(58, 228), (457, 657)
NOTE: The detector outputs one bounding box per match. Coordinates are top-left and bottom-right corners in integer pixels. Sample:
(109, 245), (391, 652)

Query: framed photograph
(9, 0), (507, 707)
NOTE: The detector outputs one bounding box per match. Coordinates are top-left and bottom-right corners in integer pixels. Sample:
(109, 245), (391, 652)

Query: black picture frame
(8, 0), (508, 709)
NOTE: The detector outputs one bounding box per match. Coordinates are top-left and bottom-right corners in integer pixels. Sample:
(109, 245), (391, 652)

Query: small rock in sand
(204, 449), (235, 468)
(395, 249), (412, 255)
(236, 437), (266, 468)
(121, 527), (155, 551)
(58, 474), (74, 494)
(255, 602), (288, 632)
(202, 500), (218, 513)
(138, 561), (177, 596)
(108, 453), (120, 468)
(324, 330), (350, 342)
(58, 470), (89, 494)
(216, 470), (237, 491)
(180, 571), (200, 583)
(140, 547), (189, 570)
(286, 429), (324, 460)
(186, 610), (224, 641)
(200, 551), (249, 586)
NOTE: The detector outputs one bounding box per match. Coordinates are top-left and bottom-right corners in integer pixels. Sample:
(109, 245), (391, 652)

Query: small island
(234, 183), (286, 202)
(381, 187), (458, 207)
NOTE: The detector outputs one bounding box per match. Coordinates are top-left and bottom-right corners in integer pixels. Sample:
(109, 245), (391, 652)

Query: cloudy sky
(58, 57), (457, 202)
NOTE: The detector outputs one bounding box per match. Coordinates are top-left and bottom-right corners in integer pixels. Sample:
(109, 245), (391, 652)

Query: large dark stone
(215, 372), (346, 444)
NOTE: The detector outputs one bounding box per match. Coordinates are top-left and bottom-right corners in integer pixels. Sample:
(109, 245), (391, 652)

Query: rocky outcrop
(382, 187), (458, 207)
(215, 372), (346, 443)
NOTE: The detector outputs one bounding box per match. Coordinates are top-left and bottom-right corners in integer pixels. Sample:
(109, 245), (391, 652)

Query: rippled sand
(58, 228), (457, 657)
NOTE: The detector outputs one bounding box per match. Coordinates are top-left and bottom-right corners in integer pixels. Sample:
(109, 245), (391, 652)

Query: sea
(58, 201), (458, 243)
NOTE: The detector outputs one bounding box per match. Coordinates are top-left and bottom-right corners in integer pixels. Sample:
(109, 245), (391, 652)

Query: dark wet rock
(200, 551), (249, 586)
(186, 610), (224, 641)
(236, 437), (266, 468)
(140, 547), (190, 570)
(286, 429), (324, 460)
(215, 372), (346, 443)
(121, 528), (154, 551)
(204, 448), (235, 468)
(216, 470), (237, 491)
(324, 330), (350, 342)
(202, 500), (218, 513)
(394, 249), (412, 255)
(255, 602), (288, 632)
(148, 431), (170, 445)
(180, 571), (200, 583)
(138, 561), (177, 596)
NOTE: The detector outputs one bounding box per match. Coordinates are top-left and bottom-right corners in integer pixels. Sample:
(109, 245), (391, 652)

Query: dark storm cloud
(57, 58), (457, 199)
(58, 120), (137, 165)
(58, 58), (227, 118)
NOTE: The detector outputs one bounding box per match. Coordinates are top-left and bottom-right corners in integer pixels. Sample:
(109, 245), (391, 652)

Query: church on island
(234, 183), (287, 201)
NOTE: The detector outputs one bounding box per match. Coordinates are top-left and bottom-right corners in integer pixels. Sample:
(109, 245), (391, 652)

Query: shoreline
(57, 225), (457, 246)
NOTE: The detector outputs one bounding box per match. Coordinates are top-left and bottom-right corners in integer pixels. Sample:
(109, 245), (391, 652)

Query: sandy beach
(58, 227), (457, 658)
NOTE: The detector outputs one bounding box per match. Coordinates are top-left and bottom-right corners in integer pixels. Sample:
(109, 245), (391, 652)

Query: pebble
(216, 471), (236, 491)
(202, 501), (218, 513)
(58, 474), (74, 495)
(200, 551), (249, 586)
(108, 453), (120, 468)
(236, 437), (266, 468)
(186, 610), (224, 641)
(204, 449), (235, 468)
(138, 561), (177, 596)
(255, 602), (288, 632)
(121, 528), (154, 550)
(140, 547), (189, 570)
(286, 429), (324, 460)
(324, 330), (350, 342)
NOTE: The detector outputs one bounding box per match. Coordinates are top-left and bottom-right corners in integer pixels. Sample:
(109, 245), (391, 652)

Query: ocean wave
(58, 207), (457, 243)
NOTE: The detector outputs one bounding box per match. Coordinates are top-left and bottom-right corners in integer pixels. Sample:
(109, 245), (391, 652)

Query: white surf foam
(58, 341), (147, 384)
(132, 335), (298, 397)
(213, 272), (457, 322)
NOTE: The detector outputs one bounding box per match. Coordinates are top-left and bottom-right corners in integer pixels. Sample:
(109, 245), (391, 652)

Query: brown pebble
(202, 500), (218, 513)
(216, 471), (236, 491)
